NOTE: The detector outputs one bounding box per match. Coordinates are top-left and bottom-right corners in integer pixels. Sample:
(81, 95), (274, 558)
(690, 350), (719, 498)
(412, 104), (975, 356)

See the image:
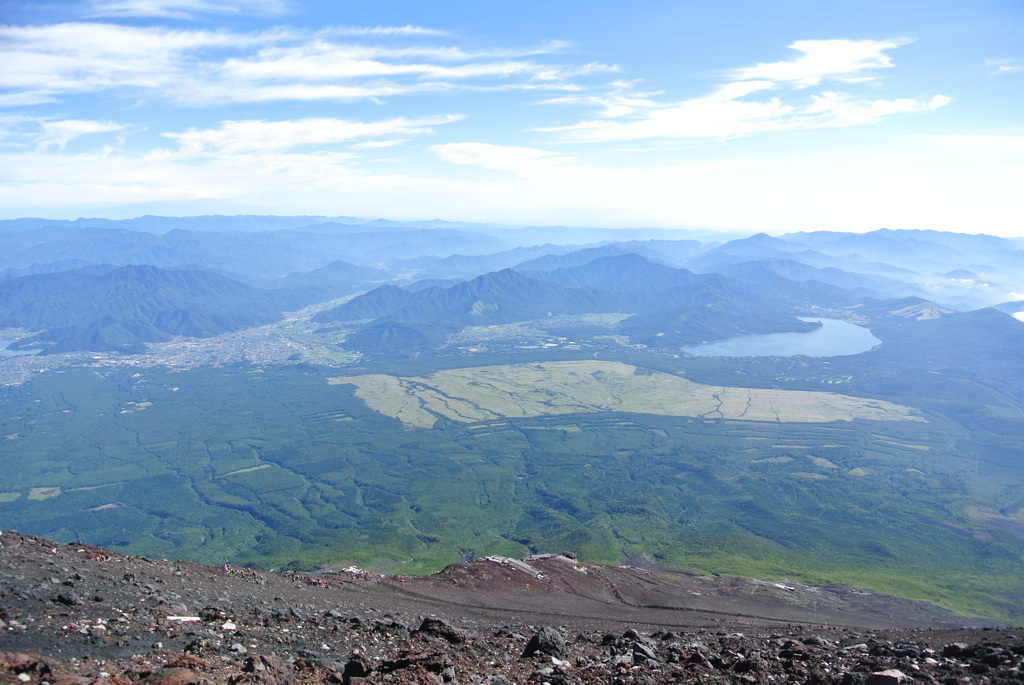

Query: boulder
(865, 670), (908, 685)
(415, 617), (467, 644)
(137, 667), (200, 685)
(523, 626), (567, 659)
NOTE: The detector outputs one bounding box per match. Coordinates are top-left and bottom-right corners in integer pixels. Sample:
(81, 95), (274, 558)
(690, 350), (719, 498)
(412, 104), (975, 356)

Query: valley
(1, 219), (1023, 623)
(4, 6), (1024, 679)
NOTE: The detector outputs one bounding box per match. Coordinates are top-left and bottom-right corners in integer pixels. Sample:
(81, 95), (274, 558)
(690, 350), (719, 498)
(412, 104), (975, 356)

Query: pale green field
(221, 464), (271, 477)
(329, 360), (923, 428)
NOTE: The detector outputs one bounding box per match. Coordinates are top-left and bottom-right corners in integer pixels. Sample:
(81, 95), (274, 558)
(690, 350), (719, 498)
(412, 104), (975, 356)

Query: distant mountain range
(1, 265), (310, 353)
(316, 254), (829, 355)
(0, 218), (1021, 355)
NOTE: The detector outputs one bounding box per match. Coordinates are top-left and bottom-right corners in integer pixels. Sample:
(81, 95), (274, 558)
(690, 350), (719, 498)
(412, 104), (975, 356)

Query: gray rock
(483, 677), (512, 685)
(865, 670), (908, 685)
(232, 655), (294, 685)
(632, 641), (659, 663)
(55, 592), (81, 605)
(523, 626), (567, 659)
(416, 617), (467, 644)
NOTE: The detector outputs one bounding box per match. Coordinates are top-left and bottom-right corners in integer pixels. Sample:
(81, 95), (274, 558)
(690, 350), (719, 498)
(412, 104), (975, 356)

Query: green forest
(1, 355), (1022, 621)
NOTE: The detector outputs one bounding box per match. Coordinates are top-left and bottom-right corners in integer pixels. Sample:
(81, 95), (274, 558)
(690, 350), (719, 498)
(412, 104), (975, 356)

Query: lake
(685, 318), (881, 358)
(0, 339), (42, 357)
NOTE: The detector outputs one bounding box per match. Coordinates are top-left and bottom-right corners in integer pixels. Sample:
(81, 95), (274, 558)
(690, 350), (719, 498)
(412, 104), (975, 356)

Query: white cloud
(328, 26), (449, 37)
(541, 38), (948, 144)
(541, 81), (662, 118)
(803, 92), (951, 127)
(0, 145), (439, 217)
(350, 139), (407, 150)
(729, 38), (910, 87)
(37, 119), (126, 150)
(984, 58), (1024, 76)
(0, 22), (271, 104)
(421, 135), (1024, 237)
(2, 128), (1022, 238)
(163, 115), (463, 154)
(215, 43), (615, 98)
(0, 115), (125, 150)
(84, 0), (288, 19)
(0, 23), (610, 107)
(539, 83), (795, 142)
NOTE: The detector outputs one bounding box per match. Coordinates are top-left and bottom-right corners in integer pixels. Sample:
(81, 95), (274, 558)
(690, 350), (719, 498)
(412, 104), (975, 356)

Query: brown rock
(0, 651), (59, 675)
(230, 654), (294, 685)
(135, 667), (200, 685)
(416, 617), (467, 644)
(49, 676), (101, 685)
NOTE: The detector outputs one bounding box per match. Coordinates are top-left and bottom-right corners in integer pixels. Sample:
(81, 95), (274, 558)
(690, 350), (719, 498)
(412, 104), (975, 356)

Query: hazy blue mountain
(813, 234), (968, 267)
(992, 300), (1024, 321)
(704, 258), (924, 300)
(514, 244), (660, 272)
(785, 230), (1024, 280)
(943, 269), (985, 281)
(388, 244), (594, 280)
(324, 261), (824, 356)
(362, 218), (507, 231)
(1, 265), (309, 353)
(684, 234), (824, 272)
(606, 238), (713, 266)
(617, 274), (819, 347)
(1, 259), (99, 280)
(401, 277), (467, 292)
(341, 320), (451, 355)
(831, 298), (1024, 414)
(280, 260), (389, 297)
(513, 239), (712, 273)
(505, 224), (738, 244)
(789, 228), (1019, 257)
(0, 215), (352, 233)
(686, 228), (1024, 311)
(313, 284), (422, 323)
(317, 269), (641, 354)
(0, 226), (508, 277)
(323, 269), (627, 326)
(522, 253), (715, 293)
(0, 266), (125, 330)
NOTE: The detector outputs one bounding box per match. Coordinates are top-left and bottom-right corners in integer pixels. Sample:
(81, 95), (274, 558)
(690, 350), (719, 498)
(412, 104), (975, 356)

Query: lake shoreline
(684, 317), (882, 358)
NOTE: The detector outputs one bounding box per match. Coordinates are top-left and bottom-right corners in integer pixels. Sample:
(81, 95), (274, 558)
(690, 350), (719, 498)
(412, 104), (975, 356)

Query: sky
(0, 0), (1022, 236)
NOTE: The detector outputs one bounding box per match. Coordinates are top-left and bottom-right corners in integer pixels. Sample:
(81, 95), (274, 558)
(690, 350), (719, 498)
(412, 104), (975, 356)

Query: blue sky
(1, 0), (1021, 235)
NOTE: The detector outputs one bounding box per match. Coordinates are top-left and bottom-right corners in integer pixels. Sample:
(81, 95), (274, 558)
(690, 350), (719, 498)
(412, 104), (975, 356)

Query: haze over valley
(0, 215), (1022, 625)
(2, 11), (1024, 683)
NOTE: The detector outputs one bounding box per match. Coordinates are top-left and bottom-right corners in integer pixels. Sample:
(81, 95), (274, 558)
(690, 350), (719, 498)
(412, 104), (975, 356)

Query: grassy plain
(330, 361), (922, 428)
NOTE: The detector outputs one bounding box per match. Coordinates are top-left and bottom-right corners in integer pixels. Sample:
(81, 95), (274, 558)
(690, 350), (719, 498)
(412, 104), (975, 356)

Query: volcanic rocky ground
(0, 531), (1021, 684)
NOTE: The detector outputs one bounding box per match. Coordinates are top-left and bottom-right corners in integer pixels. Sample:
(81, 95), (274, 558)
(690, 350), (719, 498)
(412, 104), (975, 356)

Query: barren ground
(1, 532), (1021, 684)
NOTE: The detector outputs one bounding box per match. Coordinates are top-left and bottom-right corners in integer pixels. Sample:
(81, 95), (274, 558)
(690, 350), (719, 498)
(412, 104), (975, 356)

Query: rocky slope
(1, 532), (1021, 684)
